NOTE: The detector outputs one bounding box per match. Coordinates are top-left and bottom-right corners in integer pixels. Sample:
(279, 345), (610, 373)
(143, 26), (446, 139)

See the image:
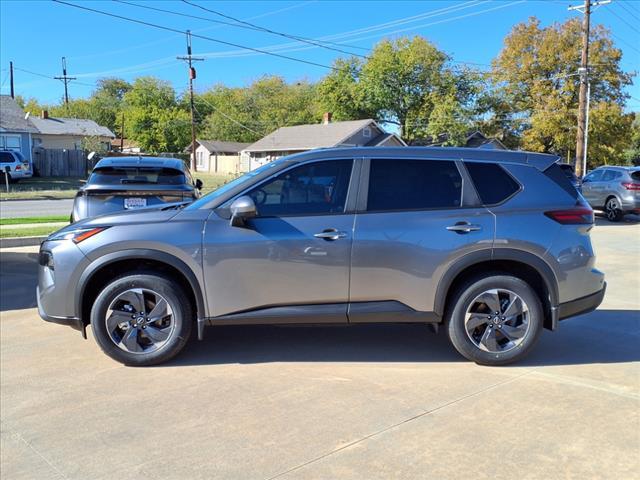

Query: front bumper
(557, 282), (606, 321)
(37, 286), (86, 337)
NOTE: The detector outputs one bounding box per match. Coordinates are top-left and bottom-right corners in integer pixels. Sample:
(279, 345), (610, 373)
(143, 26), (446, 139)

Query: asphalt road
(1, 221), (638, 479)
(0, 199), (74, 219)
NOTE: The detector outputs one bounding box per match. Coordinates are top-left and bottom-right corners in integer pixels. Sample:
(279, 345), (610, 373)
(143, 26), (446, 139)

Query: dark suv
(71, 156), (202, 222)
(38, 147), (606, 366)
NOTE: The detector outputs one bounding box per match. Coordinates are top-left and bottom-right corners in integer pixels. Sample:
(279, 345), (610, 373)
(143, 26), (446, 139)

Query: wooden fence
(32, 148), (97, 177)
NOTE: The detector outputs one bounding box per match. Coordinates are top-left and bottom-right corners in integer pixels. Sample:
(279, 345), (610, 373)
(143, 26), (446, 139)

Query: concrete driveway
(1, 220), (638, 479)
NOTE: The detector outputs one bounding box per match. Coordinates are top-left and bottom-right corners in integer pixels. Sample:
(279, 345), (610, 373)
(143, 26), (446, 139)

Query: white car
(0, 150), (32, 182)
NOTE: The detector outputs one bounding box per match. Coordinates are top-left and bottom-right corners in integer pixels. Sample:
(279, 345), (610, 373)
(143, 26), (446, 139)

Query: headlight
(48, 227), (108, 243)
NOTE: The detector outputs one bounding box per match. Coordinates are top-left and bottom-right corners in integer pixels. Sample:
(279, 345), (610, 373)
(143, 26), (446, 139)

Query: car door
(581, 169), (604, 206)
(202, 158), (358, 320)
(348, 158), (495, 318)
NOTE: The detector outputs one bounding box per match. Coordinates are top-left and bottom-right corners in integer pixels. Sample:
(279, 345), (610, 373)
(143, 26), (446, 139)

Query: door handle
(314, 229), (347, 241)
(446, 222), (481, 234)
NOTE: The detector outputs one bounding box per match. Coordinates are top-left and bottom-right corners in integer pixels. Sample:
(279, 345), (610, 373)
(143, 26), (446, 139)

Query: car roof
(594, 165), (639, 171)
(282, 146), (560, 171)
(93, 156), (186, 171)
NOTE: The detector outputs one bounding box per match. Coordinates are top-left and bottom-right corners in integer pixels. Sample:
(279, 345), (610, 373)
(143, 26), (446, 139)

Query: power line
(113, 0), (369, 58)
(616, 1), (640, 21)
(193, 96), (265, 136)
(52, 0), (339, 72)
(13, 66), (95, 86)
(610, 32), (640, 54)
(606, 2), (640, 33)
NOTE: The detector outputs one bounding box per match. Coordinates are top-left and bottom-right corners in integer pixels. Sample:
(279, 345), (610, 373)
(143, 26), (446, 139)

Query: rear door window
(366, 159), (462, 211)
(465, 162), (521, 205)
(602, 170), (621, 182)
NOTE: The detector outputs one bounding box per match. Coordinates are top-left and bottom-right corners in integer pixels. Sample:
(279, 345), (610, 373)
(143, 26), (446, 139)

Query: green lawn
(193, 172), (236, 195)
(0, 177), (84, 201)
(0, 216), (70, 225)
(0, 224), (65, 238)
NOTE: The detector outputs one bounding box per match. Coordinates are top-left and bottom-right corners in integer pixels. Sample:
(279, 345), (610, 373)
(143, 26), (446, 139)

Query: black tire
(605, 197), (624, 222)
(445, 274), (543, 366)
(90, 272), (193, 366)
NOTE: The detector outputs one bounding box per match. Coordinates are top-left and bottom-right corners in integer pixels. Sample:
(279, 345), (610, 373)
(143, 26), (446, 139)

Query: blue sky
(1, 0), (638, 109)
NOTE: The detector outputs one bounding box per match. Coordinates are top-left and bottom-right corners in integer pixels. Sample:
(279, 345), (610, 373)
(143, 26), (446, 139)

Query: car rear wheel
(90, 273), (193, 366)
(445, 274), (543, 366)
(605, 197), (624, 222)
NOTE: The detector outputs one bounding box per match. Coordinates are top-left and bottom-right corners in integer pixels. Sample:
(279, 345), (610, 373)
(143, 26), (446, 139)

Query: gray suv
(581, 166), (640, 221)
(37, 147), (606, 366)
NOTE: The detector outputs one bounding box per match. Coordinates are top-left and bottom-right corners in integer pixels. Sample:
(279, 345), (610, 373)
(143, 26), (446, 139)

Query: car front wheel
(445, 274), (543, 366)
(90, 273), (193, 366)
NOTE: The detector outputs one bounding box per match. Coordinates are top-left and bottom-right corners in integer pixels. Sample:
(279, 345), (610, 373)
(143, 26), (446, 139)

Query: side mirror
(229, 195), (257, 227)
(195, 178), (203, 190)
(582, 177), (590, 183)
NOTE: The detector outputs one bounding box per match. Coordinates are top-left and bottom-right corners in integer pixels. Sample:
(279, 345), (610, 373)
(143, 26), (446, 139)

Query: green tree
(488, 17), (634, 166)
(197, 76), (321, 143)
(318, 37), (478, 144)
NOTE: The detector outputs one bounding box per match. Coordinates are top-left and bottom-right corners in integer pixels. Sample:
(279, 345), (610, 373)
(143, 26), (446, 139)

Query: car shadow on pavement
(0, 251), (38, 311)
(594, 213), (640, 227)
(167, 309), (640, 367)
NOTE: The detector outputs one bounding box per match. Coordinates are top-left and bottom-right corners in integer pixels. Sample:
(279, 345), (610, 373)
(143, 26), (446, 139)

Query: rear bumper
(37, 285), (86, 338)
(557, 282), (606, 321)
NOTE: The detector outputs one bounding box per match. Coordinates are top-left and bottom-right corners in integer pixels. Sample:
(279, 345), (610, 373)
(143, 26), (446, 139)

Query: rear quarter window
(541, 163), (580, 200)
(631, 171), (640, 181)
(464, 162), (521, 205)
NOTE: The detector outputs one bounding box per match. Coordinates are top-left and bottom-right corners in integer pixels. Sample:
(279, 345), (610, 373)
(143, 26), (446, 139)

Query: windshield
(89, 166), (185, 185)
(185, 159), (288, 210)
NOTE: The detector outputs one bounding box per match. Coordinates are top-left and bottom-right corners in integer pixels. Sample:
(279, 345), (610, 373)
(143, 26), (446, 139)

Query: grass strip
(0, 216), (70, 225)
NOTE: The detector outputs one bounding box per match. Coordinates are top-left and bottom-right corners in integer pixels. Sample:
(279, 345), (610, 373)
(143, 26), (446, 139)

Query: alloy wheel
(105, 288), (175, 354)
(606, 198), (620, 221)
(464, 288), (531, 353)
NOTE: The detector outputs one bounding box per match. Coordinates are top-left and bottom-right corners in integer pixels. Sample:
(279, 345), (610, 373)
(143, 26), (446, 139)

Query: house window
(196, 151), (205, 168)
(362, 127), (371, 138)
(0, 135), (22, 152)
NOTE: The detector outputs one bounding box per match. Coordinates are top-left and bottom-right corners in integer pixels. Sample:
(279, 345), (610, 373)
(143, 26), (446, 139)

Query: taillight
(15, 165), (21, 171)
(544, 207), (594, 225)
(622, 182), (640, 191)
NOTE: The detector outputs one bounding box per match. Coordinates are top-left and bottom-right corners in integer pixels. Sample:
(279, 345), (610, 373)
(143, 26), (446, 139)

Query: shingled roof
(243, 119), (378, 152)
(0, 95), (38, 133)
(29, 116), (115, 138)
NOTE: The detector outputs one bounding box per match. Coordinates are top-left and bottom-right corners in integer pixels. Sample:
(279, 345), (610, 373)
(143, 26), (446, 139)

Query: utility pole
(9, 61), (14, 98)
(568, 0), (610, 176)
(54, 56), (76, 106)
(177, 30), (204, 171)
(120, 112), (125, 151)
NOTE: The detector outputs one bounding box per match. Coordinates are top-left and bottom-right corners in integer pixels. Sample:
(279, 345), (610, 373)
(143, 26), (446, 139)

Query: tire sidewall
(446, 275), (543, 366)
(91, 273), (193, 366)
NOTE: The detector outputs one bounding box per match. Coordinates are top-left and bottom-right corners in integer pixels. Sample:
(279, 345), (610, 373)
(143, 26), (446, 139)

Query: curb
(0, 236), (46, 248)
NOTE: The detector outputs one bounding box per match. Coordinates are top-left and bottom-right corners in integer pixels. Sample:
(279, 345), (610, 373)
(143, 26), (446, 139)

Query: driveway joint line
(1, 420), (69, 480)
(266, 370), (533, 480)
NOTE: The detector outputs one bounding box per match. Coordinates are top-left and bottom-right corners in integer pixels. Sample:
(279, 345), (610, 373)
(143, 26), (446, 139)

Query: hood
(74, 204), (185, 228)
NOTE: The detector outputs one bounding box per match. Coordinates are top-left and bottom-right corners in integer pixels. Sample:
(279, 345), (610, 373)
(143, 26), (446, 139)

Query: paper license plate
(124, 197), (147, 209)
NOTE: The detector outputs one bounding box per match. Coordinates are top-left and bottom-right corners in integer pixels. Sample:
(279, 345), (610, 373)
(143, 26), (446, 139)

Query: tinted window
(602, 170), (621, 181)
(583, 170), (603, 182)
(0, 152), (15, 163)
(540, 163), (580, 199)
(367, 159), (462, 211)
(631, 171), (640, 181)
(247, 160), (352, 216)
(465, 162), (521, 204)
(89, 167), (186, 185)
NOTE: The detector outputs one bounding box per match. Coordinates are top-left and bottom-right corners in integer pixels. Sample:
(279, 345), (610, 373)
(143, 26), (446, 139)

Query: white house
(186, 140), (250, 174)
